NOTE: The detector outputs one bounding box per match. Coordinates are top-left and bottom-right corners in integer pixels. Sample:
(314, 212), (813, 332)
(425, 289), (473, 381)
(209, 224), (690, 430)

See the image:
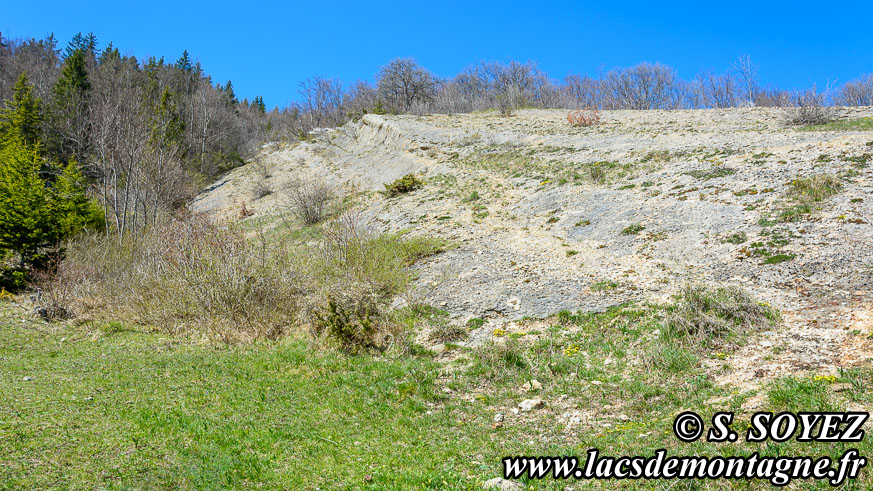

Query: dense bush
(567, 109), (600, 127)
(383, 174), (424, 198)
(45, 211), (446, 346)
(49, 218), (301, 341)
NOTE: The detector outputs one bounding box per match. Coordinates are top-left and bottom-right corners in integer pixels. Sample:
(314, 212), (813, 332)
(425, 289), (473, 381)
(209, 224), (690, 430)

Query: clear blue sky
(3, 1), (872, 108)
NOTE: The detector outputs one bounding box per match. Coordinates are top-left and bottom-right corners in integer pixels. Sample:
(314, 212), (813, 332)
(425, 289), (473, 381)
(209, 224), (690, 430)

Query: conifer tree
(176, 50), (193, 72)
(0, 136), (101, 264)
(64, 32), (89, 60)
(83, 32), (98, 60)
(51, 48), (91, 161)
(0, 135), (53, 264)
(0, 74), (42, 147)
(254, 96), (266, 113)
(150, 88), (184, 148)
(223, 81), (238, 105)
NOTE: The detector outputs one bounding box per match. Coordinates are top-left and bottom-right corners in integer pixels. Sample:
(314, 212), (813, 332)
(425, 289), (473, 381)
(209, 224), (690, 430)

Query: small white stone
(518, 398), (544, 412)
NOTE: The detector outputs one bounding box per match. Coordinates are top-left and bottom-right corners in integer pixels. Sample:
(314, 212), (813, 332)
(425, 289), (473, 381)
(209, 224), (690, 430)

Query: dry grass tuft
(665, 285), (779, 348)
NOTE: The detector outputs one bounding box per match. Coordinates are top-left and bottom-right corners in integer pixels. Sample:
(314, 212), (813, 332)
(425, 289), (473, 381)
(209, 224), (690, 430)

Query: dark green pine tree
(83, 32), (98, 60)
(64, 32), (85, 59)
(51, 48), (91, 161)
(254, 96), (266, 114)
(0, 74), (42, 148)
(175, 50), (193, 72)
(98, 42), (120, 65)
(223, 81), (238, 105)
(54, 49), (91, 102)
(150, 88), (184, 148)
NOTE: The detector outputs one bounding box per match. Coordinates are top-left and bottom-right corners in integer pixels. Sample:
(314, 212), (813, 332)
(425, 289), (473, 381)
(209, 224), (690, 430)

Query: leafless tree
(376, 58), (437, 113)
(754, 87), (793, 107)
(835, 74), (873, 106)
(733, 54), (758, 106)
(697, 70), (739, 108)
(564, 73), (600, 109)
(299, 76), (344, 128)
(603, 63), (680, 110)
(482, 59), (546, 110)
(344, 80), (377, 117)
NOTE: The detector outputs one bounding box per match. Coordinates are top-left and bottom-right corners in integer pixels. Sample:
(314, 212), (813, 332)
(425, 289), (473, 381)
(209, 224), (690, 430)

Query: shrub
(782, 87), (837, 127)
(253, 181), (272, 200)
(31, 266), (75, 320)
(314, 297), (378, 353)
(567, 109), (600, 127)
(52, 218), (301, 342)
(287, 178), (334, 225)
(621, 223), (645, 235)
(587, 163), (606, 183)
(665, 285), (779, 347)
(48, 207), (447, 346)
(308, 210), (447, 351)
(383, 174), (424, 197)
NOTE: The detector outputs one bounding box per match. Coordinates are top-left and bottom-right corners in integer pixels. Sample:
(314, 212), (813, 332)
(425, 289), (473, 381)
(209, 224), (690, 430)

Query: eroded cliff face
(194, 108), (873, 385)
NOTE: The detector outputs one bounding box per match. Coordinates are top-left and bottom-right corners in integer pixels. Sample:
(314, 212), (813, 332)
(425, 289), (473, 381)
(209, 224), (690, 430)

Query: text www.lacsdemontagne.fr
(503, 449), (866, 486)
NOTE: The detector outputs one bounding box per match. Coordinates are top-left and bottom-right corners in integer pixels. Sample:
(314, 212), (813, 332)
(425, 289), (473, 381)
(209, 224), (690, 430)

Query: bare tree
(564, 73), (600, 109)
(298, 76), (344, 128)
(344, 80), (377, 117)
(376, 58), (438, 113)
(835, 74), (873, 106)
(733, 54), (758, 106)
(482, 59), (546, 110)
(697, 70), (739, 108)
(603, 63), (680, 110)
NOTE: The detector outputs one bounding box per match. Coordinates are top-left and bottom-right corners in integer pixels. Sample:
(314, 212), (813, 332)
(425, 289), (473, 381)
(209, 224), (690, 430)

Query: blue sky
(3, 1), (872, 108)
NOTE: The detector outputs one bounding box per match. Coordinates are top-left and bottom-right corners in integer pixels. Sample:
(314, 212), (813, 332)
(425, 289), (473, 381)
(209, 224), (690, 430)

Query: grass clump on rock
(787, 174), (842, 202)
(665, 285), (780, 349)
(383, 174), (424, 197)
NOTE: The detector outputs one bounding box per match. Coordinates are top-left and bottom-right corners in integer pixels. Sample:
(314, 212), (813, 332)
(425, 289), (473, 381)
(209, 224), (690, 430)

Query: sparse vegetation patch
(383, 174), (424, 197)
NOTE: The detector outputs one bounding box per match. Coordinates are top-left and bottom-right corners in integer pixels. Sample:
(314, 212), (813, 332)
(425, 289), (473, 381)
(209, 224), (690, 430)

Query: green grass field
(1, 301), (871, 489)
(800, 118), (873, 132)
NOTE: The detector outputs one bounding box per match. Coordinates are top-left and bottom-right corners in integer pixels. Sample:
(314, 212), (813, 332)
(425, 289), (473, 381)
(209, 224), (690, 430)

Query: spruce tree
(0, 135), (101, 264)
(83, 32), (98, 60)
(49, 159), (103, 243)
(150, 88), (184, 148)
(64, 32), (85, 59)
(175, 50), (193, 72)
(51, 48), (91, 161)
(223, 81), (238, 105)
(0, 135), (53, 264)
(0, 74), (42, 147)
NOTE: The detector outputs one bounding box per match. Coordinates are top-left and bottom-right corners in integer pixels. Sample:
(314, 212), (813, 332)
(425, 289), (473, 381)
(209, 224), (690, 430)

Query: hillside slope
(194, 108), (873, 388)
